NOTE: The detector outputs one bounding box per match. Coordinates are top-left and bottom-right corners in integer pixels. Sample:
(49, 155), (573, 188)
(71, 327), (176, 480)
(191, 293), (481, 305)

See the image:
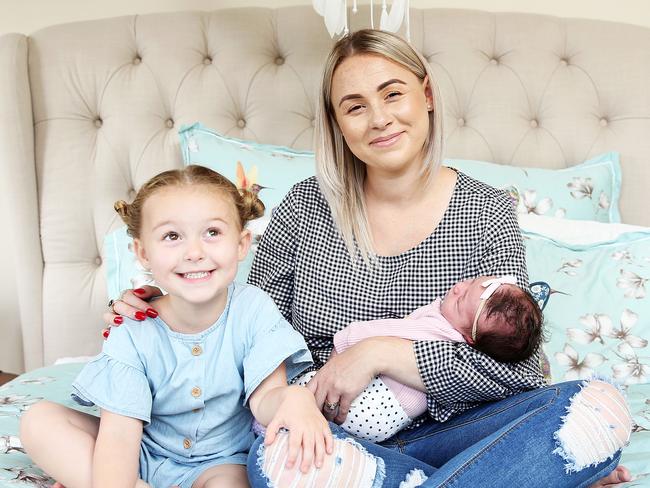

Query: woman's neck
(364, 165), (436, 206)
(155, 290), (229, 334)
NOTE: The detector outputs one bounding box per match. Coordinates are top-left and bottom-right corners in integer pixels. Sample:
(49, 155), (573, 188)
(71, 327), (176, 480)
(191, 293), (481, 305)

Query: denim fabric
(248, 381), (622, 487)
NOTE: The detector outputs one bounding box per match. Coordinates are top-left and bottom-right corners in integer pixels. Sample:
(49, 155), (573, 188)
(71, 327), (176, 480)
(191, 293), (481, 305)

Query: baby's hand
(264, 386), (333, 473)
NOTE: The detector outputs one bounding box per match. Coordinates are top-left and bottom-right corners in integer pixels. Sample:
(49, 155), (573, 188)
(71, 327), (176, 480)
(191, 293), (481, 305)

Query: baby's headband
(471, 275), (518, 341)
(313, 0), (411, 41)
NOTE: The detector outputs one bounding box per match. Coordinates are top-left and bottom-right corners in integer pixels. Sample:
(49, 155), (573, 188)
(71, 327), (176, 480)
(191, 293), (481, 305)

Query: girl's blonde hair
(114, 165), (265, 238)
(315, 29), (445, 265)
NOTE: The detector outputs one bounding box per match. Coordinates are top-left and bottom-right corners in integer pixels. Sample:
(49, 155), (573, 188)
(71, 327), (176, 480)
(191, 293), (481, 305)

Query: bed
(1, 6), (649, 486)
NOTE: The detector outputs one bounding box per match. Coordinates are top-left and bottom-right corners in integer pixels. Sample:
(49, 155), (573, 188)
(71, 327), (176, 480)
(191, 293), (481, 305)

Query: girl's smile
(177, 270), (215, 282)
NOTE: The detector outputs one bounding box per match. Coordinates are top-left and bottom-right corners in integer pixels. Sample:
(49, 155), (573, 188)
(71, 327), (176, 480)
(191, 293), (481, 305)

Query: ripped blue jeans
(247, 380), (630, 487)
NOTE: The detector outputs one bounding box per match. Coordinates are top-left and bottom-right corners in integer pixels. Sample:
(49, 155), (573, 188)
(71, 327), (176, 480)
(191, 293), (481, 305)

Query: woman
(108, 30), (632, 487)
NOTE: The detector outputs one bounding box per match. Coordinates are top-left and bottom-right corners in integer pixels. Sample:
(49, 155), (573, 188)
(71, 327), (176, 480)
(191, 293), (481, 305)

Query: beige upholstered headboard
(1, 7), (650, 370)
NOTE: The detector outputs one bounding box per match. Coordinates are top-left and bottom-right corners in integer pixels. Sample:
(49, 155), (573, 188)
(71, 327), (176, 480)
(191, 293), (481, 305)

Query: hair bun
(238, 189), (265, 224)
(114, 200), (130, 220)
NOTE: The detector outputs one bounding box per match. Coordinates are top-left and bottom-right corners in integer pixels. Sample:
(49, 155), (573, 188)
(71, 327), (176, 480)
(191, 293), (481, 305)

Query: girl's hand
(101, 286), (162, 339)
(264, 386), (333, 473)
(307, 341), (377, 424)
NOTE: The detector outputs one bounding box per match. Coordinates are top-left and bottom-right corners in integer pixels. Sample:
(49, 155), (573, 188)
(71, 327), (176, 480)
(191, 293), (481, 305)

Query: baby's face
(440, 276), (497, 342)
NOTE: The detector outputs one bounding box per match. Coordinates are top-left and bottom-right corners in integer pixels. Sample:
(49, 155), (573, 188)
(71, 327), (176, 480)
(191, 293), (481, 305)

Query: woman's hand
(264, 386), (333, 473)
(588, 466), (632, 487)
(101, 286), (162, 338)
(306, 340), (378, 424)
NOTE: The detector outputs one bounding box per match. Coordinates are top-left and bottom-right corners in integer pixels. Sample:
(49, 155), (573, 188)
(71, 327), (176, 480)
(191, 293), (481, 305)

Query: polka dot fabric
(295, 372), (411, 442)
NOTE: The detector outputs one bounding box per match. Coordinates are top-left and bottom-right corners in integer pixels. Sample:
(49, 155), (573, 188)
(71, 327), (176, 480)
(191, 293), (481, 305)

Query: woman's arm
(247, 191), (300, 322)
(310, 191), (544, 423)
(412, 190), (545, 420)
(93, 410), (143, 488)
(249, 364), (332, 473)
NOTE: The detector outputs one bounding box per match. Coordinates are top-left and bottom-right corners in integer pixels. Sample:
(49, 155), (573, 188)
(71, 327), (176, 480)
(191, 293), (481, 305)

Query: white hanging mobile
(313, 1), (410, 40)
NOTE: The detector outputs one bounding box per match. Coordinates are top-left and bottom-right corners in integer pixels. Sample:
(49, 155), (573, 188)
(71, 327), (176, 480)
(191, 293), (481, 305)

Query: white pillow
(518, 214), (648, 245)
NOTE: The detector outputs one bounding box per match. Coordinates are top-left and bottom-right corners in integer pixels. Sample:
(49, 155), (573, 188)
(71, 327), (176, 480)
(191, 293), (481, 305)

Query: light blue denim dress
(72, 283), (312, 488)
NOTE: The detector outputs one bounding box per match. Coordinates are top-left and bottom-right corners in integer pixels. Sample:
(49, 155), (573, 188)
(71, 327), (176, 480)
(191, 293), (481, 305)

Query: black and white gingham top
(248, 172), (545, 422)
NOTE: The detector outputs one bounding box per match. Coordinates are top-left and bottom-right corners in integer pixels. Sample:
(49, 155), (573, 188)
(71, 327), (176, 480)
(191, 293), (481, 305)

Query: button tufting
(166, 119), (174, 129)
(203, 56), (212, 65)
(490, 58), (498, 65)
(95, 257), (102, 266)
(311, 118), (316, 128)
(128, 188), (136, 199)
(600, 118), (608, 127)
(275, 57), (285, 66)
(237, 119), (246, 129)
(560, 58), (569, 66)
(94, 118), (103, 128)
(457, 118), (465, 127)
(530, 119), (539, 128)
(133, 56), (141, 65)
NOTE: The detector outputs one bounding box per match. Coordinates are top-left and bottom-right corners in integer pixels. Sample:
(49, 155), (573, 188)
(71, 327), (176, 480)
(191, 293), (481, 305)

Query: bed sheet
(0, 364), (648, 486)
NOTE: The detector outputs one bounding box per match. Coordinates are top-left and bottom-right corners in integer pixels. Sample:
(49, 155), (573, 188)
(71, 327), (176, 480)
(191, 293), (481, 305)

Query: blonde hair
(114, 165), (265, 238)
(315, 29), (444, 265)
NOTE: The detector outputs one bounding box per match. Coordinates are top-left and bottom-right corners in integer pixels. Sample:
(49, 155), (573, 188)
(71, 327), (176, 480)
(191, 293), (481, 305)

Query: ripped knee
(254, 431), (385, 488)
(554, 380), (633, 473)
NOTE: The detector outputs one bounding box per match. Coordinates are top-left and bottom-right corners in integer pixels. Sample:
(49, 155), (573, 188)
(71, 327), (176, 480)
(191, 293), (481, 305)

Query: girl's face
(330, 53), (433, 177)
(133, 184), (250, 307)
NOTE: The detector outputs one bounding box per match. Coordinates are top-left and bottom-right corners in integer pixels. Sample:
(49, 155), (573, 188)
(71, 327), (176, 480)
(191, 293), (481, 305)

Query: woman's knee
(553, 380), (632, 473)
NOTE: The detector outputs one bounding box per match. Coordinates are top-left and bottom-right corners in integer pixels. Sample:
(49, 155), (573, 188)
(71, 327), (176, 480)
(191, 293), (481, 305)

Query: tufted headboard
(2, 7), (650, 370)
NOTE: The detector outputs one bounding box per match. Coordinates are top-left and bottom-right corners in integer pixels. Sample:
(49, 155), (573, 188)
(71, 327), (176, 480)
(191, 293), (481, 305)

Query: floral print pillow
(446, 152), (622, 223)
(524, 228), (650, 385)
(179, 122), (316, 212)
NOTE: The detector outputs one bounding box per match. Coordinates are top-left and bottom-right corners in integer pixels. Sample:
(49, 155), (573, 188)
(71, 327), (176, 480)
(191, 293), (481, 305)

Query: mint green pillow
(446, 153), (622, 222)
(524, 228), (650, 385)
(179, 122), (316, 212)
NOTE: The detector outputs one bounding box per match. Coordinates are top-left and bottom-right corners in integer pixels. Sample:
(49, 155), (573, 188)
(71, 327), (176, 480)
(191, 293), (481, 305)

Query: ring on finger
(324, 401), (339, 411)
(107, 299), (120, 314)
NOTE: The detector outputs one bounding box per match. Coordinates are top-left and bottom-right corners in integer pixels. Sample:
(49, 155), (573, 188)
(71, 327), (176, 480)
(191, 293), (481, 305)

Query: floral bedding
(0, 363), (649, 486)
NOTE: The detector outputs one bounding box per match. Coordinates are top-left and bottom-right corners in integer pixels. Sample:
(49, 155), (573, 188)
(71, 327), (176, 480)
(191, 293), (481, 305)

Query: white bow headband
(471, 275), (518, 341)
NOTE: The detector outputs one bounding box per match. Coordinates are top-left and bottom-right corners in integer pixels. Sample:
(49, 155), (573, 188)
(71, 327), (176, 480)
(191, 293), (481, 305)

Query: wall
(1, 0), (650, 35)
(0, 0), (648, 373)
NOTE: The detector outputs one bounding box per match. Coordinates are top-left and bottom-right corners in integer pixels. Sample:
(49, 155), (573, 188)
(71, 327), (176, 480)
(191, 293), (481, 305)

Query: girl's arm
(249, 363), (332, 474)
(93, 409), (143, 488)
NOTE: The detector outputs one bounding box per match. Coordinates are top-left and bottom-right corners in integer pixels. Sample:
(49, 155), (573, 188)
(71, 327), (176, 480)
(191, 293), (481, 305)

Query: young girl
(296, 275), (544, 442)
(20, 165), (332, 488)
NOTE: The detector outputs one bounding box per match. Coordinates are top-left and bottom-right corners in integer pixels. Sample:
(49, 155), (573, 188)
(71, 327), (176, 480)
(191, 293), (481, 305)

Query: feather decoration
(313, 0), (410, 39)
(380, 0), (408, 33)
(313, 0), (347, 37)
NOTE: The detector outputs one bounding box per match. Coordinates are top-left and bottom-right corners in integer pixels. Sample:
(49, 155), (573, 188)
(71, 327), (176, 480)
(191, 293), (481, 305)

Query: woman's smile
(370, 131), (404, 147)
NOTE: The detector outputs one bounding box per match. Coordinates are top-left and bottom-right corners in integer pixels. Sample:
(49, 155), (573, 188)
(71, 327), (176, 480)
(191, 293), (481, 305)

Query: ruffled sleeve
(242, 290), (312, 405)
(71, 323), (152, 423)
